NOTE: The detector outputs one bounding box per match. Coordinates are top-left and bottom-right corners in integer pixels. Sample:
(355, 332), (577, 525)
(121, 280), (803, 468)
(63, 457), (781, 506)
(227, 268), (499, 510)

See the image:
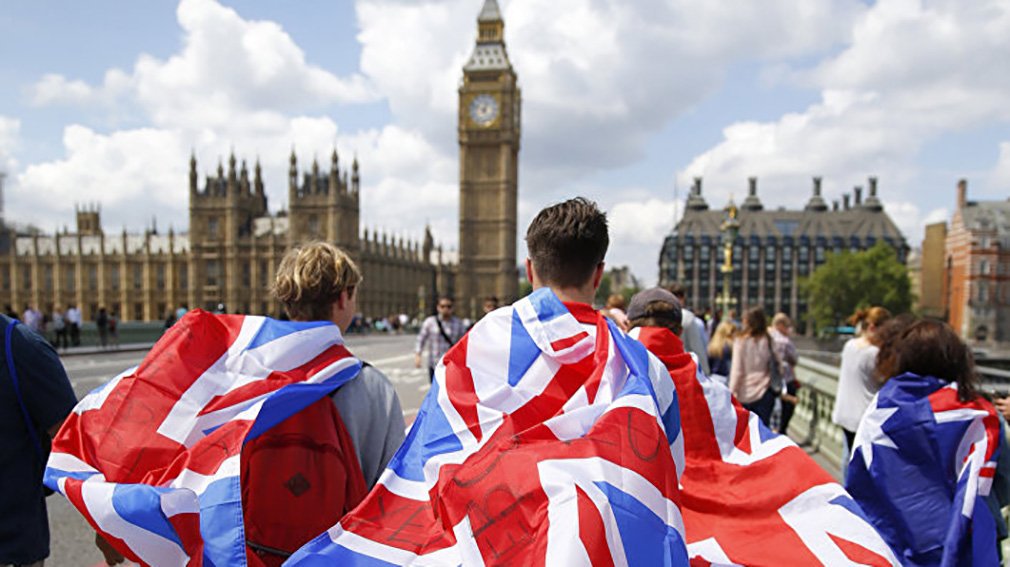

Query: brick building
(943, 179), (1010, 344)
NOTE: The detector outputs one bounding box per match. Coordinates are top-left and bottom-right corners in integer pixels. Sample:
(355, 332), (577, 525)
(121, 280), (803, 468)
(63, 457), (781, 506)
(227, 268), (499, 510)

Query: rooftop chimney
(843, 194), (851, 210)
(957, 179), (967, 209)
(742, 176), (763, 211)
(685, 176), (709, 211)
(854, 186), (863, 206)
(833, 200), (839, 211)
(805, 176), (829, 212)
(863, 176), (883, 211)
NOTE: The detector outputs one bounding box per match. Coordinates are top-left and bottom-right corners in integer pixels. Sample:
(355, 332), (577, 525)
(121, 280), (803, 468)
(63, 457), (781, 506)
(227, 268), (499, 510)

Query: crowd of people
(4, 195), (1008, 565)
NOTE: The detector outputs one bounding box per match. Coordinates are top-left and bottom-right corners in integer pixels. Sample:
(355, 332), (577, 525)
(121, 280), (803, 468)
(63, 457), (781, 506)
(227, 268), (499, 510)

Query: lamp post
(718, 200), (740, 317)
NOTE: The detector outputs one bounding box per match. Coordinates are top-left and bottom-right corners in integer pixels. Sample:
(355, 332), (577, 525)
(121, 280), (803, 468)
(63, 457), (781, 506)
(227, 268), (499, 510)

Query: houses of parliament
(0, 0), (520, 323)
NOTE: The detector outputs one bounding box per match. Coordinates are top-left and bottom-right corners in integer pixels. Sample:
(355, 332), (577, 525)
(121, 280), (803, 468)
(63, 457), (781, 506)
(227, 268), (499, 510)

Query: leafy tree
(519, 279), (533, 298)
(802, 243), (912, 332)
(594, 274), (613, 306)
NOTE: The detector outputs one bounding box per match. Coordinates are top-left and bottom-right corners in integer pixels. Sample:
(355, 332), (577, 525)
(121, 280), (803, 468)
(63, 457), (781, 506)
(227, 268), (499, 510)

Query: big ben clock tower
(458, 0), (520, 318)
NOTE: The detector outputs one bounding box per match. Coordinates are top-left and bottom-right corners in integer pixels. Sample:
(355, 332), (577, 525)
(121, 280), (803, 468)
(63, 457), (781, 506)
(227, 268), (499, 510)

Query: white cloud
(29, 0), (377, 130)
(990, 141), (1010, 188)
(0, 117), (20, 179)
(606, 197), (677, 285)
(13, 126), (189, 231)
(679, 0), (1010, 258)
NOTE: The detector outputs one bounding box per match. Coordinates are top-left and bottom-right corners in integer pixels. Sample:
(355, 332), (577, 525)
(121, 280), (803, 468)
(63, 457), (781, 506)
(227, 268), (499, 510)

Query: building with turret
(0, 0), (517, 323)
(659, 176), (908, 331)
(0, 149), (454, 322)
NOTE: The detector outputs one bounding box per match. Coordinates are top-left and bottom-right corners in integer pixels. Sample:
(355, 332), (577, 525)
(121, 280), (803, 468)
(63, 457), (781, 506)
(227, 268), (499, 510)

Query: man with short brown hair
(414, 296), (465, 382)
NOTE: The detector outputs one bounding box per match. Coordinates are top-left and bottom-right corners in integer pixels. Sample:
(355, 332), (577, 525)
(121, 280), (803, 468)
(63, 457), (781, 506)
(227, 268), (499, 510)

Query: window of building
(242, 263), (251, 287)
(979, 282), (989, 303)
(65, 266), (75, 291)
(156, 264), (166, 290)
(980, 260), (990, 275)
(308, 215), (320, 236)
(206, 260), (220, 287)
(88, 265), (97, 291)
(110, 265), (120, 291)
(798, 246), (809, 263)
(782, 247), (792, 263)
(157, 302), (166, 319)
(815, 246), (825, 264)
(21, 269), (30, 291)
(133, 264), (143, 290)
(260, 261), (269, 288)
(749, 246), (759, 261)
(134, 302), (144, 321)
(208, 217), (219, 239)
(44, 265), (53, 291)
(774, 220), (798, 237)
(179, 264), (188, 290)
(699, 246), (710, 261)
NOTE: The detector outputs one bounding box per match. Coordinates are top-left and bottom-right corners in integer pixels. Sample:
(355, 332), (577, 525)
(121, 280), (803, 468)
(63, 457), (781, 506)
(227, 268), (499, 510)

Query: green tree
(519, 279), (533, 298)
(594, 274), (613, 306)
(802, 242), (912, 332)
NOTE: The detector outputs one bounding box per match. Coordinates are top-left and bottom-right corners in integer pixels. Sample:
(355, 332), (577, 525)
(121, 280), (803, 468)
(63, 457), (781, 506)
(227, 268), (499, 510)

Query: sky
(1, 0), (1009, 286)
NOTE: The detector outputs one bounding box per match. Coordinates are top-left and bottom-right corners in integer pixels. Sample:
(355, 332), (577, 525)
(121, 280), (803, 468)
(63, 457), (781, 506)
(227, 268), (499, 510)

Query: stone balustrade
(789, 354), (846, 474)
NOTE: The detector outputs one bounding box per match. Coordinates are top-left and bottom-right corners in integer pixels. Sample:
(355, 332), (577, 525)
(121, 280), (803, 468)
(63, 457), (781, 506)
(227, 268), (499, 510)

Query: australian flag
(44, 311), (362, 566)
(288, 288), (689, 566)
(846, 373), (1002, 566)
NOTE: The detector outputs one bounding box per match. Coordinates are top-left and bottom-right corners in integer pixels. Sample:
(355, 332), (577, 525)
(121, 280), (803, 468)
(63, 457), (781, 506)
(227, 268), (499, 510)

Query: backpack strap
(5, 318), (45, 461)
(435, 318), (456, 347)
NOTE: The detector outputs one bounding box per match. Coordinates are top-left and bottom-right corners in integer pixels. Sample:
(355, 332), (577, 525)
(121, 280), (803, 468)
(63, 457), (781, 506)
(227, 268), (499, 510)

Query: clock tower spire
(458, 0), (521, 318)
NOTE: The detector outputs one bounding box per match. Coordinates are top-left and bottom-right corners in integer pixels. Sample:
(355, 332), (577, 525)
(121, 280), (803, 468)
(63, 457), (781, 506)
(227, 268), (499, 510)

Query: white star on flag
(852, 397), (898, 469)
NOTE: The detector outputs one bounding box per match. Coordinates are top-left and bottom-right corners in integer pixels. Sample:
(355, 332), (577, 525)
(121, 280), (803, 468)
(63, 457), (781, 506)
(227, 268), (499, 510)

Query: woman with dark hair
(729, 307), (778, 426)
(846, 318), (1002, 565)
(832, 306), (891, 454)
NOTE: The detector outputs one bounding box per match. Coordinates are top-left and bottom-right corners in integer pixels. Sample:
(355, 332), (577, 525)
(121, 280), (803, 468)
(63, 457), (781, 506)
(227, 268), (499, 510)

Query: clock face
(469, 94), (499, 127)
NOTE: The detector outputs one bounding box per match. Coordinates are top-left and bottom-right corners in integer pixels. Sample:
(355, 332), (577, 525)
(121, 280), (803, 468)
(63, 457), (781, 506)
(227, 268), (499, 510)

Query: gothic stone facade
(0, 151), (453, 322)
(456, 0), (521, 320)
(659, 176), (908, 331)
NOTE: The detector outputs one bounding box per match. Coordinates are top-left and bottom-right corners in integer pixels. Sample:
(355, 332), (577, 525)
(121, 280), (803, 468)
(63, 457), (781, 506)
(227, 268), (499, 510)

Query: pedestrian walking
(768, 313), (799, 434)
(95, 307), (109, 349)
(729, 306), (779, 426)
(65, 304), (82, 347)
(832, 306), (890, 455)
(707, 320), (738, 387)
(51, 307), (68, 350)
(294, 197), (689, 564)
(846, 318), (1002, 565)
(47, 241), (406, 566)
(414, 296), (465, 382)
(0, 313), (78, 567)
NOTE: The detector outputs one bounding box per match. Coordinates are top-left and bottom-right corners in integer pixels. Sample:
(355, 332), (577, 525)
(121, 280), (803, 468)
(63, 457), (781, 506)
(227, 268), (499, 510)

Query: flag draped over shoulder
(632, 326), (901, 566)
(289, 288), (688, 566)
(846, 373), (1002, 566)
(44, 310), (361, 567)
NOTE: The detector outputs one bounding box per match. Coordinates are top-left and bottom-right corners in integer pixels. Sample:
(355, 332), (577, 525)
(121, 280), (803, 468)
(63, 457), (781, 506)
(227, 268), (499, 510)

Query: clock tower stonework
(458, 0), (520, 318)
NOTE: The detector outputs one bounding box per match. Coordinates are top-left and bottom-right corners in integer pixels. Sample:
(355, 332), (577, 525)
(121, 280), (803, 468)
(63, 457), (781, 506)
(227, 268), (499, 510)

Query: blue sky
(1, 0), (1009, 285)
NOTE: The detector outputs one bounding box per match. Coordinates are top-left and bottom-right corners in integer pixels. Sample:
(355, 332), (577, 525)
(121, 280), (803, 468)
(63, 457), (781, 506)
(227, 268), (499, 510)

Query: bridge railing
(790, 353), (846, 473)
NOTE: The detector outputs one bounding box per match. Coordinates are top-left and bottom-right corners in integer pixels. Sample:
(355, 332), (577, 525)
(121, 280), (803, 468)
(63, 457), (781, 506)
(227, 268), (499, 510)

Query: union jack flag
(44, 311), (361, 566)
(846, 374), (1002, 566)
(288, 288), (688, 565)
(632, 326), (901, 567)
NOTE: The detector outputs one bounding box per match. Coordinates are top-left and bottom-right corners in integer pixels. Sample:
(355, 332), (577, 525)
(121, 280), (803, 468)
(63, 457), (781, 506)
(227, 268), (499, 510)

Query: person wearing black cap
(626, 288), (691, 377)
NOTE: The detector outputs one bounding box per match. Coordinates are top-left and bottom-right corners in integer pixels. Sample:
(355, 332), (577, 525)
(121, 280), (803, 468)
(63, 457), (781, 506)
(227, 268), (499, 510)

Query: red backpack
(241, 396), (367, 566)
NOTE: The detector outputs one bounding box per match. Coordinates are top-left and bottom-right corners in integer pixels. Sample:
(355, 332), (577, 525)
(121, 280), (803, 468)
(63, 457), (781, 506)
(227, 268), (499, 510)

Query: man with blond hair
(272, 241), (406, 488)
